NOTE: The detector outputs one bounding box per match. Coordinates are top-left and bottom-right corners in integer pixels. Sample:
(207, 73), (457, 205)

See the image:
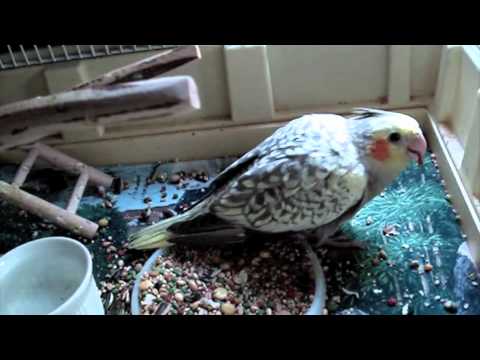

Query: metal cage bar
(0, 45), (179, 72)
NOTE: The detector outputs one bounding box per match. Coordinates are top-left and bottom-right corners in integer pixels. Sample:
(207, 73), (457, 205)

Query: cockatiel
(129, 108), (427, 250)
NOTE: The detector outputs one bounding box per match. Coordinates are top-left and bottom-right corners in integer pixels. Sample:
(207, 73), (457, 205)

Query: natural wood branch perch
(0, 76), (201, 151)
(73, 45), (201, 90)
(0, 181), (99, 239)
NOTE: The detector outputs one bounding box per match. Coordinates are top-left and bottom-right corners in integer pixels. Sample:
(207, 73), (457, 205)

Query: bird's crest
(349, 108), (392, 120)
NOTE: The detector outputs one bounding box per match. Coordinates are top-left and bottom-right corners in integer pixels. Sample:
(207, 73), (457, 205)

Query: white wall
(267, 45), (441, 111)
(0, 46), (232, 119)
(432, 45), (480, 198)
(411, 45), (442, 97)
(0, 45), (442, 116)
(267, 45), (389, 110)
(162, 46), (231, 119)
(0, 45), (443, 165)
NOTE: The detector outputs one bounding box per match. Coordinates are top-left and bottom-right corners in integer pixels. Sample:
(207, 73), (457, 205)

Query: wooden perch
(72, 45), (201, 89)
(31, 143), (113, 188)
(0, 76), (200, 133)
(0, 143), (114, 238)
(0, 48), (204, 237)
(0, 181), (99, 239)
(0, 45), (202, 151)
(66, 170), (89, 213)
(0, 76), (201, 151)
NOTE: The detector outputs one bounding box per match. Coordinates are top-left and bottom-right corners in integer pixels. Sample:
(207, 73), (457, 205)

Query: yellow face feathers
(366, 115), (427, 169)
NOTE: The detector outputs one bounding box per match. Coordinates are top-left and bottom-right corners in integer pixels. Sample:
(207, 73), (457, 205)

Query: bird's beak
(407, 133), (427, 166)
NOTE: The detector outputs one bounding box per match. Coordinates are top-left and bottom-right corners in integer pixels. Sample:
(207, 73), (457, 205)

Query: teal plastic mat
(324, 153), (466, 315)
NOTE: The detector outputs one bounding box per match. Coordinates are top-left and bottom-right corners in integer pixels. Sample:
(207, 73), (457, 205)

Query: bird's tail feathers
(128, 202), (206, 250)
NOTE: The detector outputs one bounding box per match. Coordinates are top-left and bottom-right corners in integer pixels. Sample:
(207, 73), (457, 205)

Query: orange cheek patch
(370, 139), (390, 161)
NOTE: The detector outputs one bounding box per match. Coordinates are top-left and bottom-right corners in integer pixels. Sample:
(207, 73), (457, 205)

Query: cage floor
(0, 152), (478, 315)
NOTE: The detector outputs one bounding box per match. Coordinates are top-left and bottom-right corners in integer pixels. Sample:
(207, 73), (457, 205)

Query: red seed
(387, 297), (397, 307)
(286, 288), (296, 298)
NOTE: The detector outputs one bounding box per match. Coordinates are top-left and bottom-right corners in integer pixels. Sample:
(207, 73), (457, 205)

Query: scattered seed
(383, 225), (399, 237)
(135, 263), (144, 272)
(169, 174), (181, 184)
(220, 263), (231, 271)
(221, 303), (236, 315)
(443, 301), (458, 314)
(410, 260), (420, 270)
(155, 303), (171, 315)
(378, 249), (388, 260)
(423, 263), (433, 273)
(259, 251), (271, 259)
(387, 297), (397, 307)
(140, 280), (153, 291)
(98, 218), (109, 227)
(213, 287), (229, 301)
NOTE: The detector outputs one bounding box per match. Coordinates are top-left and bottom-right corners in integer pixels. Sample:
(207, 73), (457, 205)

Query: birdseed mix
(138, 240), (316, 315)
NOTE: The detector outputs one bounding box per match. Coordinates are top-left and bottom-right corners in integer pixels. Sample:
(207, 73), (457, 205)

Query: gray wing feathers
(207, 115), (368, 233)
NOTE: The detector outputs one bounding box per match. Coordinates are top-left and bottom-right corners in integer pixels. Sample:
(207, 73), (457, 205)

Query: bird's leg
(314, 229), (367, 250)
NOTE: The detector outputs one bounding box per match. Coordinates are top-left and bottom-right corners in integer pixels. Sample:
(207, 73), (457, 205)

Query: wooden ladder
(0, 143), (113, 239)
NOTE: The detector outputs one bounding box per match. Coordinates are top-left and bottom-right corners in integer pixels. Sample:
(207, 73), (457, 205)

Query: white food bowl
(131, 240), (326, 316)
(0, 237), (104, 315)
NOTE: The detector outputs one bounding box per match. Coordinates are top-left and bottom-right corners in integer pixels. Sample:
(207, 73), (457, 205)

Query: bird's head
(350, 108), (427, 184)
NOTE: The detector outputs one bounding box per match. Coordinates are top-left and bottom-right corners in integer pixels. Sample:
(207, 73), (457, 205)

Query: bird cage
(0, 45), (179, 71)
(0, 45), (479, 315)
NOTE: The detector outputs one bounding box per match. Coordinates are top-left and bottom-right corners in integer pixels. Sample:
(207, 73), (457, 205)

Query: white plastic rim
(0, 237), (105, 315)
(131, 248), (164, 315)
(131, 243), (325, 316)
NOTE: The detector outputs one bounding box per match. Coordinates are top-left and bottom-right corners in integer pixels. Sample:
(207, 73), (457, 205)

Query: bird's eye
(388, 132), (402, 143)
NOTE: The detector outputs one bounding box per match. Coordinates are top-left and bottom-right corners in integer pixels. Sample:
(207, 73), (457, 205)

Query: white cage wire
(0, 45), (179, 71)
